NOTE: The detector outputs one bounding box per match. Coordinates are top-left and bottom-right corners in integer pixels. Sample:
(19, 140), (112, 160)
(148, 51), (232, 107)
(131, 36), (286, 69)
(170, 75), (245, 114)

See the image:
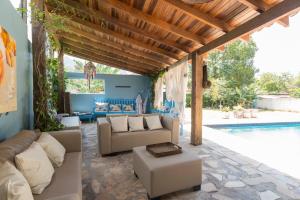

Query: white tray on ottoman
(133, 146), (202, 200)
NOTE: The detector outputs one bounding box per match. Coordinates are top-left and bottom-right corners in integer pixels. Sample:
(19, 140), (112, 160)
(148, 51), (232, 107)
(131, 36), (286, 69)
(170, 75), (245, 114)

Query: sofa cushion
(144, 115), (163, 130)
(111, 129), (171, 152)
(128, 116), (145, 132)
(110, 116), (128, 133)
(0, 130), (37, 164)
(36, 132), (66, 168)
(15, 142), (54, 194)
(34, 152), (82, 200)
(0, 161), (34, 200)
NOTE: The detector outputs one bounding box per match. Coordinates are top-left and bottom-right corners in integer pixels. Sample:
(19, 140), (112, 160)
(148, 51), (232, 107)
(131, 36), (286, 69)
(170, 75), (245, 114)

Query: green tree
(204, 40), (258, 108)
(257, 72), (293, 94)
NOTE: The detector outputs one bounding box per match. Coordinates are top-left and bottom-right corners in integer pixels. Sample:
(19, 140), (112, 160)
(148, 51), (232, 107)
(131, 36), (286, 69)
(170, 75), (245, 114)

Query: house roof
(46, 0), (300, 75)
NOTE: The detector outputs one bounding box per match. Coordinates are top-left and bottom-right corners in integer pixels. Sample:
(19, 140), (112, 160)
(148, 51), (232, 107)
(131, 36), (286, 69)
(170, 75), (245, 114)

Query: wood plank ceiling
(45, 0), (300, 75)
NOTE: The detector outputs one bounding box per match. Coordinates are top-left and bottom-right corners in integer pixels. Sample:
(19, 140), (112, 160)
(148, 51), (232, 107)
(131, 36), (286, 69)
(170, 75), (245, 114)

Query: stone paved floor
(81, 123), (300, 200)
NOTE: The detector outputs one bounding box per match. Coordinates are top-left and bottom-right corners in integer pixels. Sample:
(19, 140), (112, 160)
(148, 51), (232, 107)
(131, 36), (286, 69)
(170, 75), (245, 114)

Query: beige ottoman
(133, 146), (202, 200)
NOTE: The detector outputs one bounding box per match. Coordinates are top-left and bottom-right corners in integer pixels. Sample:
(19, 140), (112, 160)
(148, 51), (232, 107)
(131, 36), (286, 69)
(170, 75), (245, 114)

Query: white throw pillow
(128, 116), (144, 131)
(15, 142), (54, 194)
(145, 115), (163, 130)
(110, 116), (128, 132)
(37, 132), (66, 167)
(0, 161), (34, 200)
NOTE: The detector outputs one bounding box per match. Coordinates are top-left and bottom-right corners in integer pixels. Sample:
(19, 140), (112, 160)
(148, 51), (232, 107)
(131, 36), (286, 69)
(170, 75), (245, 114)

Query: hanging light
(84, 61), (96, 90)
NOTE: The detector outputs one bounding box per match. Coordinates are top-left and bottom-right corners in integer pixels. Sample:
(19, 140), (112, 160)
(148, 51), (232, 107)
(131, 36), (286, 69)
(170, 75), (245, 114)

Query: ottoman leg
(147, 194), (160, 200)
(193, 184), (201, 191)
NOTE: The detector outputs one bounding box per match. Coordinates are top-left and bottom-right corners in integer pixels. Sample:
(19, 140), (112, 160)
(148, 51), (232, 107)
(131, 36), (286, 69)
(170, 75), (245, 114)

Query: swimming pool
(209, 122), (300, 134)
(205, 122), (300, 178)
(208, 122), (300, 145)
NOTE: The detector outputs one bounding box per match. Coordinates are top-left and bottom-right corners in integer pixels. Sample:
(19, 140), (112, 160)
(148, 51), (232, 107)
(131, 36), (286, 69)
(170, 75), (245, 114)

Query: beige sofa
(0, 129), (82, 200)
(97, 114), (179, 156)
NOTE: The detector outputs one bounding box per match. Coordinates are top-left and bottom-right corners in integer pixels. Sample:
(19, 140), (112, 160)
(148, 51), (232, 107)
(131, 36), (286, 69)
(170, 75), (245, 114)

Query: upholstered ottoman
(133, 146), (202, 200)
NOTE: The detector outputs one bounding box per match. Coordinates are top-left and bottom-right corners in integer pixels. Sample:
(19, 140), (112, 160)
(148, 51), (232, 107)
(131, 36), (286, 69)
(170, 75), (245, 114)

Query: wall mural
(0, 26), (17, 113)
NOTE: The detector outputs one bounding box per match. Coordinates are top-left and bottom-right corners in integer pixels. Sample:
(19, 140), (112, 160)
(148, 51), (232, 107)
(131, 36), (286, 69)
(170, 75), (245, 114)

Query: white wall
(256, 95), (300, 112)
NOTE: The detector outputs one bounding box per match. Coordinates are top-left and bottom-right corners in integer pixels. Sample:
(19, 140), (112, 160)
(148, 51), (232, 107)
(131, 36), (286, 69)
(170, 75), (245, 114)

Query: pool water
(215, 123), (300, 149)
(207, 123), (300, 178)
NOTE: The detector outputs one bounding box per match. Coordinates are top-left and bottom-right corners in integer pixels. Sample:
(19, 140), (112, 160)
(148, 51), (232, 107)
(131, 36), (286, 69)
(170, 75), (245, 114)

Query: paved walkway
(81, 123), (300, 200)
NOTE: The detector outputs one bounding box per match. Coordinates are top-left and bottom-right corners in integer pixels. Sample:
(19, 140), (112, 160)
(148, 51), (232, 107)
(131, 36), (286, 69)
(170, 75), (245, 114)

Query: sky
(8, 0), (300, 75)
(252, 13), (300, 75)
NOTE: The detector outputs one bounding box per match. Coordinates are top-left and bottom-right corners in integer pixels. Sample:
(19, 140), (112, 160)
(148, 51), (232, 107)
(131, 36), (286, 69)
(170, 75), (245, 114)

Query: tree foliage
(203, 40), (258, 108)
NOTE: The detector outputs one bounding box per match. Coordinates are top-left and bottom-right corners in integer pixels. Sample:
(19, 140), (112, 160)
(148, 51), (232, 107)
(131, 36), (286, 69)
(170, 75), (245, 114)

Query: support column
(32, 0), (47, 128)
(191, 52), (203, 145)
(57, 45), (65, 113)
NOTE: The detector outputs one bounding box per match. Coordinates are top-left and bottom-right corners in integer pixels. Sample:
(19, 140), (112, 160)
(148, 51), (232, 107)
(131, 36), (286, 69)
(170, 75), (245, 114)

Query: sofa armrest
(161, 115), (179, 144)
(97, 118), (112, 155)
(48, 129), (82, 153)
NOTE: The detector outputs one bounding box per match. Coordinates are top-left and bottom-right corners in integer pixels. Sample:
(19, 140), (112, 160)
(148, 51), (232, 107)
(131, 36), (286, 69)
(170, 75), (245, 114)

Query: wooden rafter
(66, 51), (150, 75)
(62, 38), (162, 71)
(237, 0), (290, 27)
(163, 0), (233, 32)
(62, 26), (174, 65)
(63, 43), (155, 74)
(48, 0), (190, 53)
(63, 17), (181, 61)
(197, 0), (300, 56)
(101, 0), (208, 45)
(58, 31), (169, 67)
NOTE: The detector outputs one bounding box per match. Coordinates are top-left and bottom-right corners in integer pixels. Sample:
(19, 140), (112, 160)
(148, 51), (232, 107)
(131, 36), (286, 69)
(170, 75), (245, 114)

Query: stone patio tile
(205, 160), (219, 168)
(241, 166), (261, 175)
(202, 182), (218, 193)
(224, 181), (246, 188)
(221, 158), (239, 166)
(212, 193), (235, 200)
(259, 190), (280, 200)
(210, 173), (223, 181)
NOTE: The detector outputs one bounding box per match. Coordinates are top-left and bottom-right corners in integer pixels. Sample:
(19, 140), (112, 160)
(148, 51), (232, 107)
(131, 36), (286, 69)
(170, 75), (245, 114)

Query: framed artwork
(0, 26), (17, 113)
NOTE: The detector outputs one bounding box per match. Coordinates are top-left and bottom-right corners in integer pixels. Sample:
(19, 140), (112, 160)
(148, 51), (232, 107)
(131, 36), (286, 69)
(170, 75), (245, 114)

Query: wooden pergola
(33, 0), (300, 145)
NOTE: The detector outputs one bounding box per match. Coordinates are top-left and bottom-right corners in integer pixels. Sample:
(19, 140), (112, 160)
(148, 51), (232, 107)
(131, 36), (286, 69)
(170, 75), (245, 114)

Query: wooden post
(57, 45), (65, 113)
(32, 0), (47, 128)
(191, 52), (203, 145)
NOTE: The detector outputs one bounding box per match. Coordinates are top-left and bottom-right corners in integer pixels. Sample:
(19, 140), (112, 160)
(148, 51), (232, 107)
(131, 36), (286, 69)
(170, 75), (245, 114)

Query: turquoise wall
(67, 73), (150, 112)
(0, 0), (33, 140)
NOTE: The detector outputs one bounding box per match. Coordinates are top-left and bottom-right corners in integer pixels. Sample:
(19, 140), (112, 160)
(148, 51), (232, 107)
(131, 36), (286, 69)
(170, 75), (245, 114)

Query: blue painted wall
(66, 73), (151, 112)
(0, 0), (33, 140)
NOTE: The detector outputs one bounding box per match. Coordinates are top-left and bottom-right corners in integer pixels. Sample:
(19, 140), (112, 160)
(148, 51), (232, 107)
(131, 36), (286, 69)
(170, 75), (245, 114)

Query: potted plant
(221, 106), (231, 119)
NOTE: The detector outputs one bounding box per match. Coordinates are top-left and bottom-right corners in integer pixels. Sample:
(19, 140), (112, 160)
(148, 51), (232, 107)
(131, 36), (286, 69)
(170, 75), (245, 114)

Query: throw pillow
(0, 161), (34, 200)
(15, 142), (54, 194)
(95, 102), (108, 112)
(122, 104), (134, 112)
(36, 132), (66, 167)
(110, 116), (128, 132)
(144, 115), (163, 130)
(128, 116), (144, 131)
(109, 104), (121, 112)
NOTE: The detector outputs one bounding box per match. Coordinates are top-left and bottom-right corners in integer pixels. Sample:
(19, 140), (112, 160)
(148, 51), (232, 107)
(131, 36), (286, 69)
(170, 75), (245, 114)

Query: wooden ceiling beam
(65, 17), (181, 61)
(48, 0), (190, 53)
(62, 38), (161, 70)
(59, 33), (165, 69)
(237, 0), (290, 27)
(163, 0), (233, 32)
(101, 0), (207, 45)
(63, 43), (155, 73)
(58, 29), (173, 66)
(196, 0), (300, 56)
(65, 49), (152, 75)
